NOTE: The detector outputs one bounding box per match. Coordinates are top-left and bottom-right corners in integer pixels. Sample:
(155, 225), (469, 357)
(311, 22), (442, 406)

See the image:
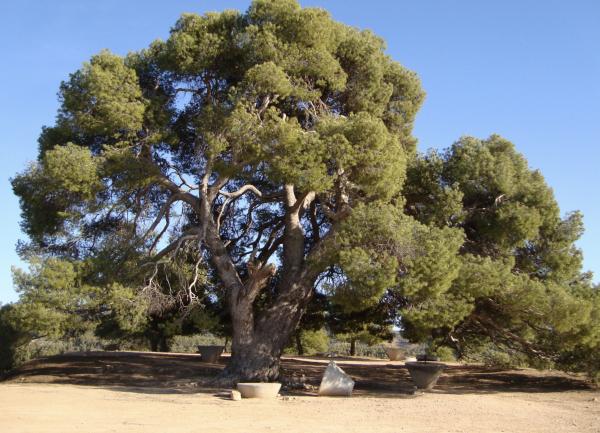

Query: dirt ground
(1, 351), (599, 433)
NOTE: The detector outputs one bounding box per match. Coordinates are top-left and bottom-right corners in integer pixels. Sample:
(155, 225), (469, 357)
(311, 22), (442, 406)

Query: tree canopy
(402, 136), (599, 376)
(11, 0), (439, 381)
(8, 0), (598, 381)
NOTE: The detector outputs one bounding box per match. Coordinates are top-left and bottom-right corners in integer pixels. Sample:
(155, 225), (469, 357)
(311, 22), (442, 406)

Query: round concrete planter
(237, 382), (282, 399)
(384, 347), (405, 361)
(197, 345), (224, 363)
(405, 361), (446, 390)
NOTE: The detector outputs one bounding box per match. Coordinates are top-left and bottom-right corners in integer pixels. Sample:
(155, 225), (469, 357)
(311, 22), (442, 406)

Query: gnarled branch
(219, 184), (264, 199)
(152, 228), (201, 262)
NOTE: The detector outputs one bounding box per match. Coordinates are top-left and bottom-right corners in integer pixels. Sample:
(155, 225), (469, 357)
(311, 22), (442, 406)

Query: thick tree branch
(141, 193), (184, 242)
(219, 184), (263, 199)
(257, 235), (284, 264)
(244, 261), (277, 302)
(152, 228), (201, 262)
(320, 198), (351, 222)
(472, 314), (551, 360)
(256, 220), (285, 264)
(157, 176), (200, 209)
(167, 164), (198, 191)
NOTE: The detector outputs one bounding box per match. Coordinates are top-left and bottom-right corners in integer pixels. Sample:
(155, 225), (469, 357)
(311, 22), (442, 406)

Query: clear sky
(0, 0), (598, 303)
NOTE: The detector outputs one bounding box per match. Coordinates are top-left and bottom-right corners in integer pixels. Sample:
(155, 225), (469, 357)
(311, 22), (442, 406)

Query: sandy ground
(1, 383), (598, 433)
(0, 352), (598, 433)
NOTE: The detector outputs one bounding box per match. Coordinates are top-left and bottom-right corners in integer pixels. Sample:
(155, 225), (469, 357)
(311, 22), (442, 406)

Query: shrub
(431, 345), (457, 362)
(12, 331), (111, 366)
(463, 344), (529, 369)
(168, 334), (226, 353)
(328, 339), (388, 358)
(299, 329), (330, 355)
(0, 304), (22, 373)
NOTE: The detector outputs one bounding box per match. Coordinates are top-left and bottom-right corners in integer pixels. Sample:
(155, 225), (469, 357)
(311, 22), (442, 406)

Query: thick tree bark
(223, 278), (315, 381)
(350, 338), (357, 357)
(220, 185), (317, 381)
(225, 334), (284, 382)
(201, 183), (328, 382)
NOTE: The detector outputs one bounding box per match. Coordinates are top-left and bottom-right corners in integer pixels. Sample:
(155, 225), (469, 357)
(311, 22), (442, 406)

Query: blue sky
(0, 0), (598, 303)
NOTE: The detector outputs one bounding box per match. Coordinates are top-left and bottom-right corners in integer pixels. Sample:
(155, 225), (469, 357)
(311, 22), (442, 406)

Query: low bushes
(168, 334), (227, 353)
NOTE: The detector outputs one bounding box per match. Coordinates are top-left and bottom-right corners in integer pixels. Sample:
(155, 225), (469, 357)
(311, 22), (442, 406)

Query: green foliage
(328, 339), (388, 358)
(102, 284), (149, 335)
(12, 0), (426, 322)
(44, 143), (100, 196)
(58, 50), (146, 137)
(402, 134), (599, 379)
(12, 258), (96, 338)
(462, 342), (529, 369)
(404, 150), (464, 227)
(398, 224), (464, 300)
(13, 0), (424, 241)
(429, 345), (457, 362)
(298, 328), (330, 355)
(243, 61), (294, 98)
(336, 326), (389, 347)
(12, 332), (106, 367)
(323, 289), (395, 356)
(317, 112), (408, 199)
(329, 202), (464, 315)
(11, 1), (432, 376)
(11, 164), (73, 242)
(0, 304), (24, 372)
(9, 258), (151, 350)
(332, 247), (397, 312)
(10, 0), (596, 381)
(169, 333), (226, 353)
(327, 203), (462, 314)
(259, 111), (333, 192)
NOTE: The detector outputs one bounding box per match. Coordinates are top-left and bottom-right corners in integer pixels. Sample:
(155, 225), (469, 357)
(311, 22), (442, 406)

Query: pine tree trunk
(224, 338), (283, 382)
(205, 185), (325, 383)
(158, 335), (170, 352)
(295, 332), (304, 356)
(223, 299), (305, 381)
(149, 337), (159, 352)
(222, 281), (312, 382)
(350, 338), (357, 357)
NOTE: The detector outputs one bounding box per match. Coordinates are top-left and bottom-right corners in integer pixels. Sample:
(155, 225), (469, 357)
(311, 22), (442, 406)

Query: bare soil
(1, 351), (598, 432)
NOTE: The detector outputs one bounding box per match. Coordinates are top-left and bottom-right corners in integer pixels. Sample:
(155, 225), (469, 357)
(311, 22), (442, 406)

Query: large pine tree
(12, 0), (461, 381)
(11, 0), (598, 382)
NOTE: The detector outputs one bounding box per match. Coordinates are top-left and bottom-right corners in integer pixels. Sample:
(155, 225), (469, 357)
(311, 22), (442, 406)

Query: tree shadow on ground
(281, 359), (593, 396)
(1, 351), (593, 398)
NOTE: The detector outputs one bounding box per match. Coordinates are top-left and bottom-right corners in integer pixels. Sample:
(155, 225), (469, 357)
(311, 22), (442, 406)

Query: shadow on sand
(1, 351), (593, 398)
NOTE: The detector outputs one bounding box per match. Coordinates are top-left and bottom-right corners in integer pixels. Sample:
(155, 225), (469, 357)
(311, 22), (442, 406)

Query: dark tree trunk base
(295, 332), (304, 356)
(222, 343), (282, 383)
